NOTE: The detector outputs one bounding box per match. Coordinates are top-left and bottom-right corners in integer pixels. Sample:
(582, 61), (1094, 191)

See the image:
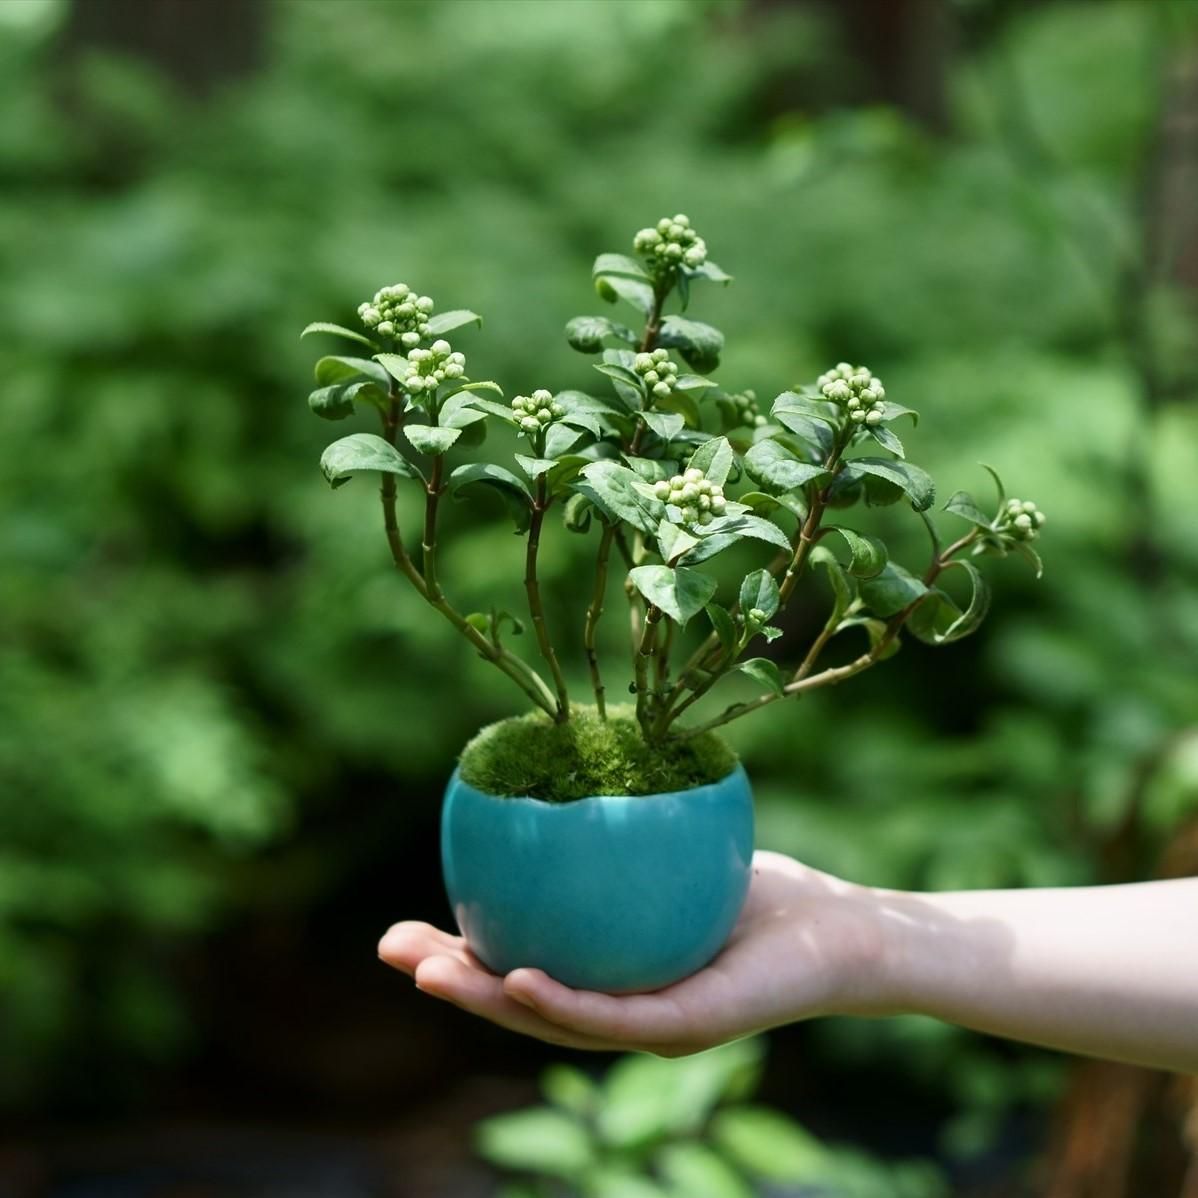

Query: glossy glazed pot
(440, 765), (754, 993)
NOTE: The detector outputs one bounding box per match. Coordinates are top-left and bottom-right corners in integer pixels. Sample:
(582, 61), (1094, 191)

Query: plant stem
(584, 522), (616, 718)
(376, 389), (558, 717)
(677, 528), (981, 741)
(422, 455), (444, 599)
(634, 605), (662, 736)
(628, 284), (667, 457)
(525, 477), (571, 722)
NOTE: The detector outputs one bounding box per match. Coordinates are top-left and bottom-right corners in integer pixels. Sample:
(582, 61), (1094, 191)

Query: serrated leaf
(865, 423), (905, 458)
(425, 308), (482, 336)
(843, 458), (935, 511)
(301, 321), (376, 350)
(373, 352), (414, 386)
(464, 395), (518, 425)
(577, 461), (661, 535)
(438, 390), (488, 430)
(313, 355), (390, 387)
(771, 391), (839, 428)
(458, 379), (504, 395)
(403, 424), (460, 455)
(658, 521), (700, 564)
(319, 433), (421, 487)
(307, 379), (385, 420)
(743, 440), (829, 493)
(686, 437), (734, 487)
(826, 527), (887, 578)
(674, 373), (715, 394)
(758, 624), (783, 642)
(515, 454), (556, 479)
(735, 658), (785, 694)
(880, 401), (919, 425)
(739, 570), (780, 621)
(943, 490), (992, 529)
(450, 462), (532, 532)
(706, 603), (738, 659)
(712, 514), (791, 553)
(642, 411), (686, 441)
(657, 316), (724, 360)
(629, 565), (717, 626)
(859, 561), (928, 616)
(544, 422), (585, 458)
(565, 315), (634, 352)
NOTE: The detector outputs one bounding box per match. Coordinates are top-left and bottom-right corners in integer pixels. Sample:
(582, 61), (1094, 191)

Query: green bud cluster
(358, 283), (435, 348)
(397, 339), (465, 393)
(818, 362), (886, 426)
(511, 389), (564, 436)
(733, 390), (767, 429)
(632, 214), (708, 272)
(653, 467), (727, 526)
(997, 497), (1046, 542)
(634, 348), (679, 399)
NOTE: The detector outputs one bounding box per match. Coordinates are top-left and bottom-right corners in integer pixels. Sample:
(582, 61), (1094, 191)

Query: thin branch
(525, 477), (571, 722)
(584, 522), (616, 718)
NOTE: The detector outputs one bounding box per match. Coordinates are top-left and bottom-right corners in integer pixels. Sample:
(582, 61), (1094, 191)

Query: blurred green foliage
(478, 1038), (947, 1198)
(1, 0), (1196, 1183)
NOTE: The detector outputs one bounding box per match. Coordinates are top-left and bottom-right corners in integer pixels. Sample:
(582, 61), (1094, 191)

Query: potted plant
(301, 215), (1045, 993)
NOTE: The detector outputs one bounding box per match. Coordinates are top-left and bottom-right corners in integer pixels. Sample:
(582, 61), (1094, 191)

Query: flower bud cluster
(397, 339), (465, 394)
(818, 362), (886, 426)
(634, 348), (679, 399)
(733, 390), (767, 429)
(358, 283), (435, 348)
(511, 389), (564, 436)
(654, 468), (727, 527)
(997, 497), (1046, 542)
(632, 214), (708, 271)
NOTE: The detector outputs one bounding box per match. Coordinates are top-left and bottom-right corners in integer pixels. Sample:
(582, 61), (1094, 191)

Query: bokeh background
(3, 0), (1198, 1194)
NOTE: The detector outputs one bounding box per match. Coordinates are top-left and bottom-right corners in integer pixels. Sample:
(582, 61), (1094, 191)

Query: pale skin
(379, 851), (1198, 1073)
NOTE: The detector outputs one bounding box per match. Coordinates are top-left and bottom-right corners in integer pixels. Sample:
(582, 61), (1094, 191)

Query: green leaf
(943, 490), (992, 529)
(859, 561), (928, 617)
(438, 390), (488, 430)
(880, 401), (919, 425)
(843, 458), (936, 511)
(743, 441), (829, 493)
(826, 527), (887, 578)
(770, 391), (839, 428)
(578, 461), (662, 536)
(909, 561), (990, 644)
(736, 658), (784, 694)
(758, 625), (783, 643)
(588, 1171), (669, 1198)
(711, 1107), (830, 1183)
(319, 433), (420, 487)
(1015, 540), (1044, 578)
(425, 308), (482, 336)
(458, 379), (504, 395)
(373, 352), (412, 385)
(686, 437), (734, 487)
(403, 424), (460, 455)
(307, 380), (385, 420)
(674, 373), (715, 394)
(593, 252), (652, 281)
(810, 545), (854, 622)
(542, 1064), (596, 1118)
(837, 615), (901, 661)
(657, 316), (725, 374)
(738, 570), (780, 620)
(656, 1143), (753, 1198)
(313, 355), (390, 387)
(865, 423), (905, 458)
(545, 421), (585, 458)
(301, 321), (376, 350)
(596, 273), (655, 314)
(642, 411), (686, 441)
(475, 1107), (593, 1180)
(686, 260), (733, 284)
(450, 462), (533, 531)
(980, 461), (1006, 506)
(629, 565), (717, 626)
(706, 603), (738, 660)
(515, 454), (556, 479)
(565, 315), (634, 352)
(464, 395), (519, 426)
(657, 521), (700, 565)
(709, 515), (790, 553)
(562, 492), (593, 534)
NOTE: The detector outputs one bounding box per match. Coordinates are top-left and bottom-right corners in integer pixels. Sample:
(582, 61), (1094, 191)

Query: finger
(414, 955), (625, 1052)
(503, 968), (701, 1048)
(378, 922), (466, 975)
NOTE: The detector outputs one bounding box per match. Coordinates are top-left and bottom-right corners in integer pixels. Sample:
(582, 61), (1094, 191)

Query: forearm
(871, 878), (1198, 1073)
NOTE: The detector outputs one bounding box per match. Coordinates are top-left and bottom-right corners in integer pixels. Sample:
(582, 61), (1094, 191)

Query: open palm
(379, 851), (888, 1056)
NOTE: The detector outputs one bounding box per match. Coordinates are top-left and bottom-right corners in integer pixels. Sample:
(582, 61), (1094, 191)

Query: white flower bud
(850, 410), (865, 423)
(416, 296), (434, 313)
(699, 494), (711, 510)
(684, 468), (703, 483)
(376, 321), (394, 336)
(699, 511), (713, 526)
(521, 417), (539, 433)
(654, 481), (670, 500)
(681, 483), (699, 501)
(401, 331), (420, 347)
(643, 370), (659, 385)
(1014, 513), (1033, 531)
(653, 382), (671, 398)
(673, 213), (690, 226)
(711, 495), (726, 514)
(865, 410), (882, 426)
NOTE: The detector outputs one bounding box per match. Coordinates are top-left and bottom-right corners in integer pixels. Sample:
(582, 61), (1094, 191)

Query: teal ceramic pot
(440, 765), (754, 993)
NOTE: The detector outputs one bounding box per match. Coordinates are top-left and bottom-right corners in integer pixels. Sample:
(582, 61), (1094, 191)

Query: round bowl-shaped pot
(440, 765), (754, 993)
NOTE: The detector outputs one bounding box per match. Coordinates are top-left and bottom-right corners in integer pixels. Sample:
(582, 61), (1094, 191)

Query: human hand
(378, 851), (892, 1057)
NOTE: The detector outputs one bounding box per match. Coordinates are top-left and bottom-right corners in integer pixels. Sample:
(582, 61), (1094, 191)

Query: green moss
(458, 705), (739, 803)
